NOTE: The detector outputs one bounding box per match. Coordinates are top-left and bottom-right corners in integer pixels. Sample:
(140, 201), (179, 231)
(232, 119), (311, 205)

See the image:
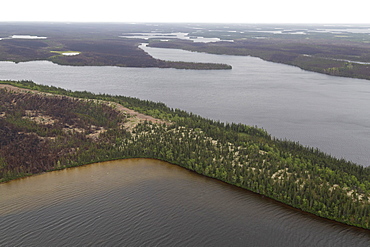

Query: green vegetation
(160, 61), (231, 70)
(0, 80), (369, 230)
(4, 22), (370, 76)
(148, 38), (370, 80)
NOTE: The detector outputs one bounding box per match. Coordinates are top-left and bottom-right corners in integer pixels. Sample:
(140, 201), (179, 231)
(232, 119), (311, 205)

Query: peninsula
(1, 80), (369, 230)
(2, 23), (370, 79)
(0, 23), (231, 70)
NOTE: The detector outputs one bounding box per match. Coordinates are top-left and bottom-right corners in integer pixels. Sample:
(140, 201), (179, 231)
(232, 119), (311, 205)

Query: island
(0, 80), (369, 230)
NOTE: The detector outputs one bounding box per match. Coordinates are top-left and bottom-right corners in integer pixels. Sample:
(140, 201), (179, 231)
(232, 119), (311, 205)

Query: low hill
(0, 80), (369, 230)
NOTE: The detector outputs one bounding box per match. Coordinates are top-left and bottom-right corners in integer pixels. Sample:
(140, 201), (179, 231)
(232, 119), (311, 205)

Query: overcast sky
(2, 0), (370, 23)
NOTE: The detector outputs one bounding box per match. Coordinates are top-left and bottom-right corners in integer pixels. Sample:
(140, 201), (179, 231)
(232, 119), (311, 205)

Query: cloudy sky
(2, 0), (370, 23)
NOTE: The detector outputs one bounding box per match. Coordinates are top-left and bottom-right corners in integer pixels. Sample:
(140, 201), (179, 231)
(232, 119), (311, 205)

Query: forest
(3, 22), (370, 78)
(0, 23), (231, 70)
(148, 38), (370, 80)
(0, 80), (369, 230)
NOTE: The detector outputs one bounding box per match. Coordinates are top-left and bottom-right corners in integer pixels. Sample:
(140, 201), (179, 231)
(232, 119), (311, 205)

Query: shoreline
(1, 82), (369, 230)
(147, 41), (370, 81)
(2, 156), (370, 233)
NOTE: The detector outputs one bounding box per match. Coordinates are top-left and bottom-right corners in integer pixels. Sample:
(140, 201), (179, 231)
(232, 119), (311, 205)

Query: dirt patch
(108, 101), (168, 129)
(0, 84), (169, 131)
(23, 110), (56, 125)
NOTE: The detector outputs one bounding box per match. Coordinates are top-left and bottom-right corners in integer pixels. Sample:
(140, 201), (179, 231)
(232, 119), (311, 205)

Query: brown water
(0, 159), (369, 246)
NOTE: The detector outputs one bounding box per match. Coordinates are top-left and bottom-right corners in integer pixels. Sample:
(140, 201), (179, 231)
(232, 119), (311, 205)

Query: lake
(0, 45), (369, 166)
(1, 159), (369, 246)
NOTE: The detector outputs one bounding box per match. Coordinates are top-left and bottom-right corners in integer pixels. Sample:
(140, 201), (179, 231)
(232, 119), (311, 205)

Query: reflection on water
(1, 159), (369, 246)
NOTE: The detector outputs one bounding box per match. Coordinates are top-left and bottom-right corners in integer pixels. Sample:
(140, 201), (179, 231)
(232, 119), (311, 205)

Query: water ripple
(1, 159), (369, 246)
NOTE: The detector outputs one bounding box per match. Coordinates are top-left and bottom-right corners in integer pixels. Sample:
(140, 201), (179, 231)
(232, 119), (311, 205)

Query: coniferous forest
(0, 80), (369, 230)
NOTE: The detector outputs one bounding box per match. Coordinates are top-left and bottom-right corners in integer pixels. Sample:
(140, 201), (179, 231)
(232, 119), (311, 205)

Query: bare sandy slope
(0, 84), (168, 131)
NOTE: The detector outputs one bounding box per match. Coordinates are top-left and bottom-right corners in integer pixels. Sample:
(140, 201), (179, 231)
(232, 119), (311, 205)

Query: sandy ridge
(0, 84), (168, 130)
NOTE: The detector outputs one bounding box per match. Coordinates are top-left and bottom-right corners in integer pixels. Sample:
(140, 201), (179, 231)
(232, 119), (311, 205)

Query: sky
(2, 0), (370, 23)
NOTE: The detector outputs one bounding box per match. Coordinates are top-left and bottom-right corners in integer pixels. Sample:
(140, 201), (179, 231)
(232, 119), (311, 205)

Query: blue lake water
(1, 46), (370, 166)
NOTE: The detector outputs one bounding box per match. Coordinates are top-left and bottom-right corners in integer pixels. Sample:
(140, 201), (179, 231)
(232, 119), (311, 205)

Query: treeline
(0, 80), (369, 230)
(122, 122), (370, 229)
(159, 61), (231, 70)
(0, 37), (231, 70)
(148, 39), (370, 80)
